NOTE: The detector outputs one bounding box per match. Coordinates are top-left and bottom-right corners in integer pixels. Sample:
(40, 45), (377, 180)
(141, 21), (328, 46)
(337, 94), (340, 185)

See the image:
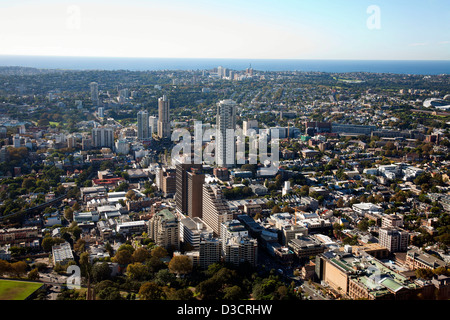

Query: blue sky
(0, 0), (448, 59)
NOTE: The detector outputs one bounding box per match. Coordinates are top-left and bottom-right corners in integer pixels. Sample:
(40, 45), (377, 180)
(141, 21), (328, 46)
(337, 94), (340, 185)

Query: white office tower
(13, 134), (21, 148)
(217, 66), (224, 78)
(98, 107), (104, 118)
(282, 181), (291, 196)
(92, 127), (114, 148)
(75, 100), (83, 109)
(216, 99), (237, 168)
(157, 95), (170, 139)
(115, 139), (130, 155)
(149, 116), (158, 134)
(137, 110), (150, 140)
(90, 82), (99, 106)
(243, 120), (258, 135)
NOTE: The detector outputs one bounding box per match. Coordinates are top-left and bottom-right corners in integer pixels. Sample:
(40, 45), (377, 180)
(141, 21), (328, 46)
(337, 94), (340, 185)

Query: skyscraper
(90, 82), (99, 106)
(187, 167), (205, 219)
(175, 163), (203, 216)
(157, 95), (170, 139)
(149, 115), (158, 134)
(137, 110), (150, 140)
(216, 99), (237, 168)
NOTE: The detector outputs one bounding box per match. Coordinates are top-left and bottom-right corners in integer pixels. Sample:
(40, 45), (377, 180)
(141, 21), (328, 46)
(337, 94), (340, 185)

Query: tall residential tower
(157, 95), (170, 139)
(216, 99), (237, 168)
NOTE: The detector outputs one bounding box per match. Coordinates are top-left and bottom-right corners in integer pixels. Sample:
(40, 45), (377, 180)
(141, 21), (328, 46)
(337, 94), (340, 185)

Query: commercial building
(331, 123), (376, 136)
(405, 247), (447, 270)
(115, 139), (130, 155)
(52, 242), (74, 265)
(73, 211), (100, 224)
(116, 221), (147, 236)
(288, 236), (325, 259)
(243, 119), (258, 135)
(352, 202), (383, 216)
(304, 121), (332, 136)
(316, 250), (426, 300)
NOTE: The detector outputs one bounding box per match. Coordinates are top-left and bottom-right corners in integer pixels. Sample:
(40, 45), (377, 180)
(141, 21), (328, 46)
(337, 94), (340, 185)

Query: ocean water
(0, 55), (449, 75)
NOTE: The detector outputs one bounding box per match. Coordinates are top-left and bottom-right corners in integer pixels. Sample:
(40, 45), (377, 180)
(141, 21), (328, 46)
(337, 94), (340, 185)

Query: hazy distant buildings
(304, 121), (332, 136)
(12, 134), (21, 148)
(90, 82), (99, 106)
(243, 119), (258, 135)
(157, 95), (170, 139)
(98, 107), (104, 118)
(216, 99), (237, 168)
(332, 123), (377, 136)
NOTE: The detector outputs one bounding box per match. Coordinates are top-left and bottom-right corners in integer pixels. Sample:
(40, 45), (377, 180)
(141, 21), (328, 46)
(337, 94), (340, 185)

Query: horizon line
(0, 54), (449, 62)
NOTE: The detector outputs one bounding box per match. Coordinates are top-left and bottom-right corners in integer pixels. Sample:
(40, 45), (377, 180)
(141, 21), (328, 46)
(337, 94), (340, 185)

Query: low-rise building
(405, 247), (447, 270)
(52, 242), (74, 265)
(288, 236), (325, 259)
(116, 221), (147, 236)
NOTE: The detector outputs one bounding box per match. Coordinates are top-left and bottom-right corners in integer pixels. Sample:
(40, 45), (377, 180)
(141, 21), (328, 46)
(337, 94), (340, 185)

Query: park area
(0, 279), (43, 300)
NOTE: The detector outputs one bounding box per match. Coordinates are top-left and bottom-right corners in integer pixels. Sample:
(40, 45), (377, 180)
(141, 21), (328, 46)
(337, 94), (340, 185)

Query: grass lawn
(0, 279), (43, 300)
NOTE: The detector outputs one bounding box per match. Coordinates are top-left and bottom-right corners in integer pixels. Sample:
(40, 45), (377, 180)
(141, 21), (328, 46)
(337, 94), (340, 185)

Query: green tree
(91, 262), (112, 283)
(126, 262), (150, 281)
(151, 246), (168, 259)
(10, 261), (28, 278)
(223, 285), (245, 300)
(112, 249), (133, 266)
(154, 269), (177, 286)
(131, 247), (151, 263)
(168, 255), (193, 277)
(139, 282), (164, 300)
(27, 268), (40, 281)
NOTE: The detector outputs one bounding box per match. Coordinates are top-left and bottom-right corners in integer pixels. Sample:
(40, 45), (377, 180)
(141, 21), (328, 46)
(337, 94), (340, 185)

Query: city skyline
(0, 0), (449, 61)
